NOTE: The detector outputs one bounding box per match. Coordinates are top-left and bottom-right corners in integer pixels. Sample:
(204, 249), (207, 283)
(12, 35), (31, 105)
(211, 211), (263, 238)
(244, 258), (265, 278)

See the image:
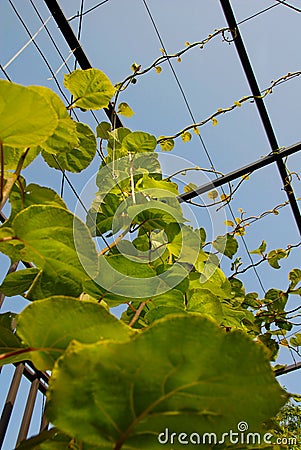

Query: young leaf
(207, 190), (218, 200)
(131, 62), (141, 72)
(212, 117), (218, 126)
(117, 102), (135, 117)
(47, 315), (287, 448)
(158, 137), (174, 152)
(64, 68), (115, 110)
(183, 182), (198, 193)
(14, 297), (134, 370)
(288, 268), (301, 290)
(268, 249), (287, 269)
(155, 66), (162, 74)
(181, 131), (192, 143)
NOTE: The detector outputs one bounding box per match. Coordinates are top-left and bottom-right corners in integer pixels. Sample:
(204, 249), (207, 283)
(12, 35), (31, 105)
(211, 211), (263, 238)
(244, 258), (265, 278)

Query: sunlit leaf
(268, 249), (287, 269)
(212, 117), (218, 126)
(184, 182), (198, 193)
(181, 131), (192, 143)
(47, 315), (287, 448)
(155, 66), (162, 74)
(117, 102), (135, 117)
(122, 131), (157, 153)
(250, 240), (267, 255)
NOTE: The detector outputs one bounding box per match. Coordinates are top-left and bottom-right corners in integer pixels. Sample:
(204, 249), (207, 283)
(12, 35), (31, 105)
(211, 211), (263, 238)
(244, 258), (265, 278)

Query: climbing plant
(0, 66), (300, 449)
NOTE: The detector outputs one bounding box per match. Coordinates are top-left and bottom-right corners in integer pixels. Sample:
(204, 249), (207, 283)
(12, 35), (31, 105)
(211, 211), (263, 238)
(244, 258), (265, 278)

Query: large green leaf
(47, 315), (287, 449)
(42, 122), (97, 172)
(64, 68), (115, 110)
(0, 205), (98, 299)
(12, 297), (134, 370)
(30, 85), (78, 154)
(0, 80), (57, 147)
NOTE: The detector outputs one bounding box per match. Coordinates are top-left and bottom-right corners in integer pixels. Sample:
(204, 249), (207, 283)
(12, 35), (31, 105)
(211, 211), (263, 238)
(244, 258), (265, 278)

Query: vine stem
(0, 147), (30, 212)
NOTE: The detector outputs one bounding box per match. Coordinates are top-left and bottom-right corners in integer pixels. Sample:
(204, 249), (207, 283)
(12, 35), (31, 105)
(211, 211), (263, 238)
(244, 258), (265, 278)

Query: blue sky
(1, 0), (301, 447)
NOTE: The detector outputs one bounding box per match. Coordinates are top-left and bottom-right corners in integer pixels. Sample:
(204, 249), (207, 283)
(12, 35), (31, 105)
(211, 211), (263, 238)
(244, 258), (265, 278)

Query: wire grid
(0, 0), (301, 447)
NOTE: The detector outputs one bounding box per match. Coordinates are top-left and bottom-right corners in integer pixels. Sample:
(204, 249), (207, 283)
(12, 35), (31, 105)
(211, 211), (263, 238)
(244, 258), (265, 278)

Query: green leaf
(30, 85), (78, 155)
(187, 289), (223, 323)
(207, 190), (218, 200)
(158, 137), (174, 152)
(267, 249), (287, 269)
(289, 333), (301, 347)
(0, 268), (39, 297)
(47, 315), (287, 448)
(12, 297), (134, 370)
(64, 68), (115, 110)
(212, 234), (238, 259)
(288, 268), (301, 290)
(3, 146), (40, 170)
(221, 304), (254, 330)
(42, 122), (97, 173)
(183, 182), (198, 193)
(122, 131), (157, 153)
(1, 205), (98, 299)
(117, 102), (135, 117)
(0, 80), (57, 147)
(136, 174), (179, 195)
(265, 289), (288, 313)
(96, 121), (111, 139)
(181, 131), (192, 143)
